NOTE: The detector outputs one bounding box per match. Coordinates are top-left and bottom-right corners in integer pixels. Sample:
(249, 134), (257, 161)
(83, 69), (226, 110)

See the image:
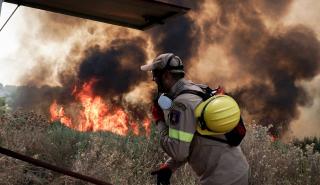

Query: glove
(151, 164), (172, 185)
(151, 102), (164, 123)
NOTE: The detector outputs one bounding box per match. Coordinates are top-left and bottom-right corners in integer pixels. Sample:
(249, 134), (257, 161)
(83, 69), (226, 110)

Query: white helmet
(140, 53), (184, 74)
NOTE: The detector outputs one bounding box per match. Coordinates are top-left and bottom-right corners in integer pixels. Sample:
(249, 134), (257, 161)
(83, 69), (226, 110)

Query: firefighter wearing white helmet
(141, 53), (249, 185)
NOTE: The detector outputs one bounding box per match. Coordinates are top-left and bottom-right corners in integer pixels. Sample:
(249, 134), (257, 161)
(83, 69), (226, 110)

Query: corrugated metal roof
(4, 0), (189, 30)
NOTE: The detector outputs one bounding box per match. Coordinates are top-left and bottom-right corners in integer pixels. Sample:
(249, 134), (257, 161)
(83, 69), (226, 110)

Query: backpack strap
(175, 89), (208, 100)
(174, 89), (214, 131)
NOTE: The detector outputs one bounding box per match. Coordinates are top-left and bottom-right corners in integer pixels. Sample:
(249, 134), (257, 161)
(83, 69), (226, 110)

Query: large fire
(49, 80), (151, 136)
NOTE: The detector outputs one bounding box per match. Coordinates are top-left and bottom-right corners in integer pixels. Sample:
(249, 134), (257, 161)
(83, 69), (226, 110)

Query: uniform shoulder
(174, 84), (204, 109)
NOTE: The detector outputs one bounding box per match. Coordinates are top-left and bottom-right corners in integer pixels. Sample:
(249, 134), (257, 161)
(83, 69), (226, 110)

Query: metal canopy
(4, 0), (189, 30)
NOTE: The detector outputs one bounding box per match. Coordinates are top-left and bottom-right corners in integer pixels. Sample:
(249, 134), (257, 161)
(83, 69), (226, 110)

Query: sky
(0, 2), (27, 85)
(0, 2), (75, 86)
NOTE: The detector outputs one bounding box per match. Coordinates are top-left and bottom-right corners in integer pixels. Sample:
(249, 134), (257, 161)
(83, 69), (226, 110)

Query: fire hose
(0, 146), (113, 185)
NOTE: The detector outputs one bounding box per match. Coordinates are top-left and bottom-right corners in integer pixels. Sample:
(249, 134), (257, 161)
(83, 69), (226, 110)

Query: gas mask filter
(157, 94), (173, 110)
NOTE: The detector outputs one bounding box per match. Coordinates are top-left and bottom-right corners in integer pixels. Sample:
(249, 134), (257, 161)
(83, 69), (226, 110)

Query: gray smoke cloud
(233, 26), (320, 132)
(77, 38), (148, 97)
(148, 0), (203, 66)
(191, 0), (320, 135)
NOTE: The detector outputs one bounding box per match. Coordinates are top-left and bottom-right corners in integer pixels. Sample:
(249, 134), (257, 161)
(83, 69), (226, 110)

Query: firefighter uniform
(156, 78), (249, 185)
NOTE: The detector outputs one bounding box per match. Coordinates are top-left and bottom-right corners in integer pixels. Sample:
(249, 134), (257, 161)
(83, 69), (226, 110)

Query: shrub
(293, 137), (320, 153)
(1, 111), (320, 184)
(242, 124), (320, 185)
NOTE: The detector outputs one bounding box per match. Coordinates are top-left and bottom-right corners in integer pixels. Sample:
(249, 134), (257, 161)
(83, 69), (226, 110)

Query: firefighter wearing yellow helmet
(141, 53), (249, 185)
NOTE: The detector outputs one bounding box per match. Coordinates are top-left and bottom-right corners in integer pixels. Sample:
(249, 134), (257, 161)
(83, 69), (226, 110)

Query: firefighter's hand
(151, 102), (164, 123)
(151, 164), (172, 185)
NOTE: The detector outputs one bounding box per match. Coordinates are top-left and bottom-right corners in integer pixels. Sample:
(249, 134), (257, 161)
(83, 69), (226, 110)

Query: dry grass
(1, 111), (320, 185)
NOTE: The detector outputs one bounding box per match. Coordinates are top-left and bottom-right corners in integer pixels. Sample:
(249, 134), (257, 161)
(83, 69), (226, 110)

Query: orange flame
(270, 134), (277, 142)
(130, 121), (140, 136)
(50, 100), (72, 127)
(143, 118), (151, 137)
(49, 79), (150, 136)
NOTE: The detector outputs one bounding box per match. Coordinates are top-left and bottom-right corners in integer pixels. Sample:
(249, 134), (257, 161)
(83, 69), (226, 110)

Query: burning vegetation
(48, 39), (151, 136)
(49, 79), (150, 136)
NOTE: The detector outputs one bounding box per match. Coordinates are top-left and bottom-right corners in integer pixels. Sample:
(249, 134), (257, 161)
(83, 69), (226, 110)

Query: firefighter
(141, 53), (249, 185)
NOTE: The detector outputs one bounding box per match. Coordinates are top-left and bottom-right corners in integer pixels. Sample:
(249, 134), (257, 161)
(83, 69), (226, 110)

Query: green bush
(293, 137), (320, 153)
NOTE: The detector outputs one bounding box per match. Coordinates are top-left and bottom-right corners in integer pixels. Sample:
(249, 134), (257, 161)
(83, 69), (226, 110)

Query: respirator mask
(157, 93), (173, 110)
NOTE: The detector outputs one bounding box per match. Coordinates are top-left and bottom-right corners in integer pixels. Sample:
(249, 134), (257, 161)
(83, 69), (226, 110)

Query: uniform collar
(169, 78), (189, 97)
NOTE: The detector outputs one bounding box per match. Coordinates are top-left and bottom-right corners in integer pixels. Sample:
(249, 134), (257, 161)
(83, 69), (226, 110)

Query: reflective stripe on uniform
(169, 128), (194, 142)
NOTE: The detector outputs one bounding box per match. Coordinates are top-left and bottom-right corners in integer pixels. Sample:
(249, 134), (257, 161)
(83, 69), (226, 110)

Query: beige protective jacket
(156, 78), (249, 185)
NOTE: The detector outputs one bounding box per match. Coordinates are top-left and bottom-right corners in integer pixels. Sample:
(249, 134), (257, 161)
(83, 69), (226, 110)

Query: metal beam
(0, 146), (113, 185)
(3, 0), (189, 30)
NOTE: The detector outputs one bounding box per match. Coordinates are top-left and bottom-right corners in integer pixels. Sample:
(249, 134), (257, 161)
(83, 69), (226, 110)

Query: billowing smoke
(74, 38), (149, 120)
(9, 85), (61, 114)
(36, 11), (86, 41)
(194, 0), (320, 134)
(10, 9), (152, 120)
(148, 1), (203, 65)
(234, 27), (320, 131)
(77, 38), (148, 97)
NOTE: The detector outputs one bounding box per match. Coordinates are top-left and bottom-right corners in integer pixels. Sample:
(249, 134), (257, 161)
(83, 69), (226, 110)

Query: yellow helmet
(195, 95), (240, 136)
